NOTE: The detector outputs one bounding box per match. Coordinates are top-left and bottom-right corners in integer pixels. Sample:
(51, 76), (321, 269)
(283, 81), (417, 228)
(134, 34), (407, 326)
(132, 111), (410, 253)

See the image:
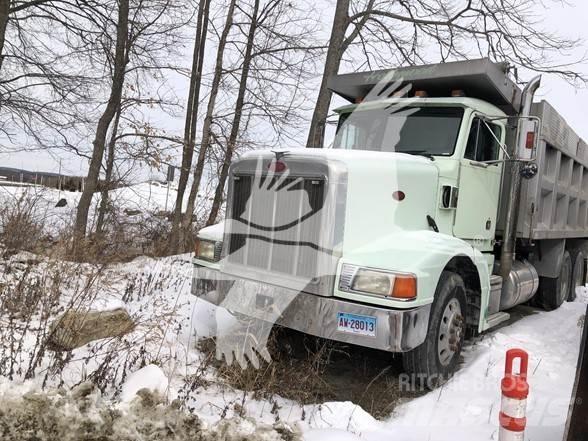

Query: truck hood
(239, 148), (440, 254)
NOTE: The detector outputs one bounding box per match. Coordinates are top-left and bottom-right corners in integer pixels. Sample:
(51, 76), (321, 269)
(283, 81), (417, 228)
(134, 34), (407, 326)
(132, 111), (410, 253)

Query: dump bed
(510, 101), (588, 240)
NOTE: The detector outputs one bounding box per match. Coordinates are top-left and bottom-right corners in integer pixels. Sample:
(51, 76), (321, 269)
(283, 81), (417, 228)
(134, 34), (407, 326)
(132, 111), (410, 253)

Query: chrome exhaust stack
(499, 76), (542, 294)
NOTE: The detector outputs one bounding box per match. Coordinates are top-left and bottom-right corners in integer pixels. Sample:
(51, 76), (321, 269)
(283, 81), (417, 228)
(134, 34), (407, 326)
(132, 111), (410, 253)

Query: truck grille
(226, 174), (327, 280)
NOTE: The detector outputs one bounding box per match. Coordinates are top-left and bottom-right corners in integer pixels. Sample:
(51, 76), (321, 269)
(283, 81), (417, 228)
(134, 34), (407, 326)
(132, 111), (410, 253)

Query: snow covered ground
(0, 247), (584, 441)
(0, 181), (210, 237)
(0, 182), (585, 440)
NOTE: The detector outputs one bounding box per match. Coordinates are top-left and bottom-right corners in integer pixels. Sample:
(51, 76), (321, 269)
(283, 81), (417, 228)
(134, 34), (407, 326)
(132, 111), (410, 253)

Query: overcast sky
(2, 0), (588, 177)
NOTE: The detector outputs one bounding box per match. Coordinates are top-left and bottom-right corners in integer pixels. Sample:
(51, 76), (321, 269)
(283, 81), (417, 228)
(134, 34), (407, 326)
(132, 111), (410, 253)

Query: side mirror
(516, 117), (541, 160)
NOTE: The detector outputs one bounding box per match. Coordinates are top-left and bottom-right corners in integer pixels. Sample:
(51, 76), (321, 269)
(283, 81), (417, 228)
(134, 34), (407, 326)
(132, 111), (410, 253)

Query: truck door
(453, 116), (504, 245)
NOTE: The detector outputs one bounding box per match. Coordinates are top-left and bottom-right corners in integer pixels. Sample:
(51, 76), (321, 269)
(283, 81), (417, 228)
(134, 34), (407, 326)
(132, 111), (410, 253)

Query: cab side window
(465, 117), (502, 162)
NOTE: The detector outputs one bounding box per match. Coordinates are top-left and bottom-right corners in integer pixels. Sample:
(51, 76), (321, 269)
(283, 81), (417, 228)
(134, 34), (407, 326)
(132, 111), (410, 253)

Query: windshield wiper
(399, 150), (435, 160)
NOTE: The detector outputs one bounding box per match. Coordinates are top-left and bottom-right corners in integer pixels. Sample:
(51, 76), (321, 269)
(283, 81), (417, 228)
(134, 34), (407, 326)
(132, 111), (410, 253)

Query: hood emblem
(271, 150), (289, 161)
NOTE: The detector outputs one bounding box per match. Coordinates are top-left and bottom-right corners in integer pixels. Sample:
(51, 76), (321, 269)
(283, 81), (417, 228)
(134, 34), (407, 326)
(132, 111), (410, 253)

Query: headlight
(194, 238), (221, 262)
(339, 264), (417, 300)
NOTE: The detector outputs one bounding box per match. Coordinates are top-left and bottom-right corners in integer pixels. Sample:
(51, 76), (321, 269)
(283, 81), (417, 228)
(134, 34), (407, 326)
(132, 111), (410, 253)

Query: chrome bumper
(192, 265), (431, 353)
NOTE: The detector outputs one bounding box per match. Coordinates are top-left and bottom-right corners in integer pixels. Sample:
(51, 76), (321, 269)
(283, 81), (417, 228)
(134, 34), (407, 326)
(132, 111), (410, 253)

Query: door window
(464, 117), (502, 162)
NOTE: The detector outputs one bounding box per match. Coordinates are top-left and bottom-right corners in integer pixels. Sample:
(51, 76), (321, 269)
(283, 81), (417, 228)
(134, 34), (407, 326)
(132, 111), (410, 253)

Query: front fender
(335, 230), (491, 312)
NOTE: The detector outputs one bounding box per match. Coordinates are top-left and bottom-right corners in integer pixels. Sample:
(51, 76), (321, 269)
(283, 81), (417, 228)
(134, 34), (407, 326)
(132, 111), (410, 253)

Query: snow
(197, 220), (225, 241)
(0, 235), (585, 440)
(0, 181), (210, 238)
(298, 302), (586, 441)
(120, 364), (169, 403)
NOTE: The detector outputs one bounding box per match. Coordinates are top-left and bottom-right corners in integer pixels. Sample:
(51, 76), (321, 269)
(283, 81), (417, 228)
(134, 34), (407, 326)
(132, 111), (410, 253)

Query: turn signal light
(392, 275), (417, 300)
(525, 132), (535, 150)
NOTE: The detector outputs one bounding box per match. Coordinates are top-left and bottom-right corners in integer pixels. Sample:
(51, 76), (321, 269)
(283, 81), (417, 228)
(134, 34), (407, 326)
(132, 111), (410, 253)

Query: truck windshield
(333, 106), (464, 156)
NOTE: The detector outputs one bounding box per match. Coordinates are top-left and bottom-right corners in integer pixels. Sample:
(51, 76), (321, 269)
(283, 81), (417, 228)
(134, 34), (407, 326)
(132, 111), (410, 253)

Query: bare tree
(205, 0), (260, 226)
(95, 106), (122, 235)
(73, 0), (189, 244)
(169, 0), (212, 254)
(307, 0), (585, 148)
(73, 0), (130, 243)
(178, 0), (238, 249)
(0, 0), (104, 146)
(205, 0), (321, 226)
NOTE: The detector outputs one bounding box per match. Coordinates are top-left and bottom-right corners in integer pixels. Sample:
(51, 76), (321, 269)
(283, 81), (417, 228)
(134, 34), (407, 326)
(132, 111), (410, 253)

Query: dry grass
(0, 192), (48, 257)
(194, 327), (425, 419)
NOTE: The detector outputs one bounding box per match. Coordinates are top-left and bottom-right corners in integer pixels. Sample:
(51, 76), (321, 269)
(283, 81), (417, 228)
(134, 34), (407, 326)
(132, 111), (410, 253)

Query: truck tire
(570, 250), (585, 302)
(537, 250), (572, 310)
(402, 271), (466, 389)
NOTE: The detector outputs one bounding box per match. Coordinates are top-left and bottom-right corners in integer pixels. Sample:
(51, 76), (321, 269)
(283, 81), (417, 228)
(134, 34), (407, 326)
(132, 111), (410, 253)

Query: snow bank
(300, 302), (586, 441)
(120, 364), (169, 403)
(0, 376), (300, 441)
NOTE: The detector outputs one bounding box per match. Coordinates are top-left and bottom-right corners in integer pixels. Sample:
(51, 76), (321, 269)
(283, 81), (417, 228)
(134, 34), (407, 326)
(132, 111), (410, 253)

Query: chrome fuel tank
(499, 260), (539, 310)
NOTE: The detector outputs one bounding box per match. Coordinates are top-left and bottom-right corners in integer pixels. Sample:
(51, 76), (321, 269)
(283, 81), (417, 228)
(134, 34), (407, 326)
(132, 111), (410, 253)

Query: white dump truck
(192, 58), (588, 385)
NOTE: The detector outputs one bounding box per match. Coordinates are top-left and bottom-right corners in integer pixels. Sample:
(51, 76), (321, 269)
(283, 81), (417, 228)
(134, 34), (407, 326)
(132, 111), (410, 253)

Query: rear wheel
(537, 250), (572, 310)
(570, 250), (585, 302)
(402, 271), (466, 389)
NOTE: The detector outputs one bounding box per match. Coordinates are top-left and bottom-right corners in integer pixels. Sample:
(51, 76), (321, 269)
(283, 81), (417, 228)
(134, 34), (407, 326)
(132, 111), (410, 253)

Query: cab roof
(333, 97), (507, 119)
(328, 58), (522, 115)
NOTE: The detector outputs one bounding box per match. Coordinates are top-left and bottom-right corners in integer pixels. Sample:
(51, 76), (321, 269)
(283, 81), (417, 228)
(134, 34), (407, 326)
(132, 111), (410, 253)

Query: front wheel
(402, 271), (467, 389)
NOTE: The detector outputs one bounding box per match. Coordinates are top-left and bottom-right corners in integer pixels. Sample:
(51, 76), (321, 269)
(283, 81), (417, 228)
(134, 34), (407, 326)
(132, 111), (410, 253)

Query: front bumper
(192, 265), (431, 352)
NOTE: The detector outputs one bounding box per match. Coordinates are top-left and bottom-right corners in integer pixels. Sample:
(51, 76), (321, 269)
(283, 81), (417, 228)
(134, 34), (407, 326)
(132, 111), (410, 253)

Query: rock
(55, 198), (67, 207)
(48, 308), (135, 351)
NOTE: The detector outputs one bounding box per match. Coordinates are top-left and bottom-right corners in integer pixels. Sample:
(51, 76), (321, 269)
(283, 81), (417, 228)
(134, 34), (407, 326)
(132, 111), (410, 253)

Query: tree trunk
(74, 0), (129, 245)
(206, 0), (260, 226)
(169, 0), (211, 254)
(306, 0), (350, 148)
(180, 0), (237, 248)
(95, 106), (121, 235)
(0, 0), (10, 72)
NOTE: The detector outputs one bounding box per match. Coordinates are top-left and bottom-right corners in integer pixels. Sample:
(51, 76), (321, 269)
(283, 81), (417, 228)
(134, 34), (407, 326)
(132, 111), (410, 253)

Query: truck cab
(192, 59), (587, 387)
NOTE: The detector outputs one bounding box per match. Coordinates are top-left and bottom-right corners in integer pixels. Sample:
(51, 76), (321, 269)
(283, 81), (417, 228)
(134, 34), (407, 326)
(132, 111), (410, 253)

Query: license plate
(337, 312), (377, 337)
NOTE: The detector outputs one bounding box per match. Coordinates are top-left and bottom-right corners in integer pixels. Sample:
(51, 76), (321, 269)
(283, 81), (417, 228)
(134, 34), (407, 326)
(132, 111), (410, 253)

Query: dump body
(510, 101), (588, 240)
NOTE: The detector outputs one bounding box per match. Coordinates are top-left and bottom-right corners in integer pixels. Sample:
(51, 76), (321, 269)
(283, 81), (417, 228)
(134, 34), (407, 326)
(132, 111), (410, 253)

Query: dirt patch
(198, 327), (425, 419)
(0, 383), (299, 441)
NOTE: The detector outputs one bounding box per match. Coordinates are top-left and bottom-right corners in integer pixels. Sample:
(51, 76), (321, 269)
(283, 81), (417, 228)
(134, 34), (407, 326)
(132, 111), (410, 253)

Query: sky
(2, 0), (588, 177)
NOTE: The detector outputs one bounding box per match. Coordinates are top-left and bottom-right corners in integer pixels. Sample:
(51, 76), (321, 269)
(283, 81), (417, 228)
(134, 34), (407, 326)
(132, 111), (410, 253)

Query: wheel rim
(437, 296), (464, 367)
(559, 256), (572, 304)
